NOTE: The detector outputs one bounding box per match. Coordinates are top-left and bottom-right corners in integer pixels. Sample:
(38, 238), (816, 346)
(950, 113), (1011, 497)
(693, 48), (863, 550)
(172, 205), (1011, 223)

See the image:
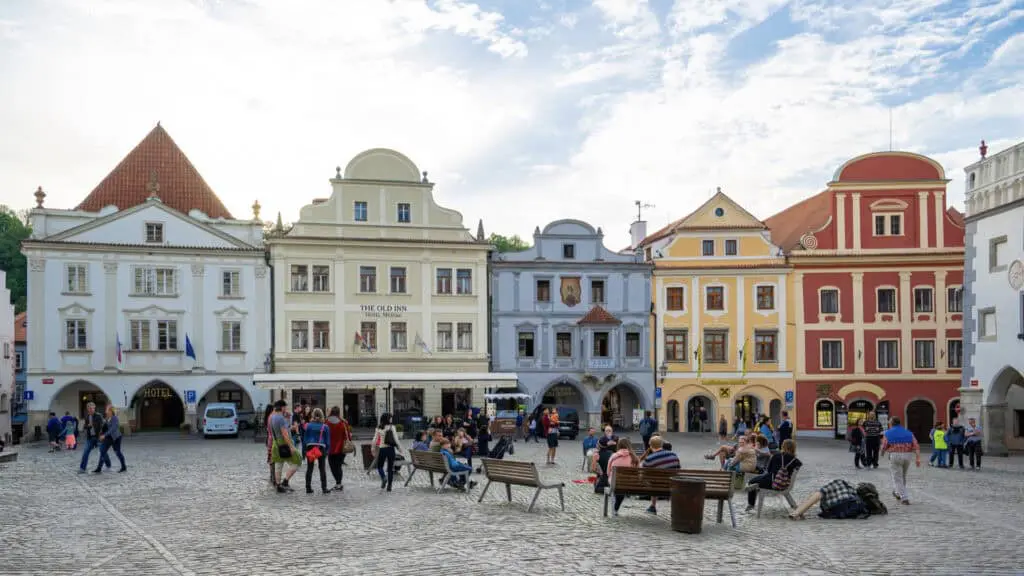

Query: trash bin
(670, 476), (706, 534)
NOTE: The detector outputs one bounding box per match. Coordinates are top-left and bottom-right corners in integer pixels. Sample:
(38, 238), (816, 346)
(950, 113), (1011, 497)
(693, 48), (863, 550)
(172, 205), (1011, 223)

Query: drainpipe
(264, 249), (278, 400)
(650, 298), (658, 422)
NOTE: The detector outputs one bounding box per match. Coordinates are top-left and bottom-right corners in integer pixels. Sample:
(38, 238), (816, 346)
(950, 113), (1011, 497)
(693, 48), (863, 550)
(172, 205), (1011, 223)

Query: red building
(766, 152), (965, 441)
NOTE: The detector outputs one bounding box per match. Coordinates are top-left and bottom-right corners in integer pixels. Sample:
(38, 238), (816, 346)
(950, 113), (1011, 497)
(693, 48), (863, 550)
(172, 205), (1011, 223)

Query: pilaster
(793, 273), (805, 376)
(918, 191), (930, 248)
(933, 190), (945, 247)
(736, 275), (745, 368)
(655, 276), (665, 367)
(27, 258), (45, 371)
(836, 192), (847, 250)
(690, 276), (700, 355)
(103, 261), (119, 371)
(852, 272), (865, 373)
(477, 260), (487, 354)
(935, 270), (948, 373)
(851, 192), (862, 250)
(191, 264), (205, 370)
(777, 273), (787, 372)
(899, 271), (912, 372)
(421, 260), (432, 347)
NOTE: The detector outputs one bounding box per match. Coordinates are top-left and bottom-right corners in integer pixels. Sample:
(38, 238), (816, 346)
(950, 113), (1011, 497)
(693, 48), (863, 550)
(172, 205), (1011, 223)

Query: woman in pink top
(606, 438), (640, 516)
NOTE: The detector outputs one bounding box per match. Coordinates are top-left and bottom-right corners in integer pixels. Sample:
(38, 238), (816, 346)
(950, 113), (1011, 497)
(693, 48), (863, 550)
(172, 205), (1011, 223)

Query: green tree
(0, 206), (30, 312)
(487, 233), (531, 253)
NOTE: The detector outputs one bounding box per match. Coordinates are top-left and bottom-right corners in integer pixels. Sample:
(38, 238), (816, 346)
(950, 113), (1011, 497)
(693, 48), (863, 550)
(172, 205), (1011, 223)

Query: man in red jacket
(325, 406), (352, 492)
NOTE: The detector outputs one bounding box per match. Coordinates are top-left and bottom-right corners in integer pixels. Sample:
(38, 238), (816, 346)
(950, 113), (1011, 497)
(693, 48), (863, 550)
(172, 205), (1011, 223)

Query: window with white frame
(703, 330), (727, 363)
(312, 321), (330, 351)
(360, 321), (377, 350)
(821, 340), (843, 369)
(133, 266), (177, 296)
(873, 213), (902, 236)
(222, 270), (240, 297)
(593, 332), (610, 357)
(65, 264), (88, 294)
(756, 285), (775, 311)
(979, 308), (996, 340)
(312, 266), (330, 292)
(290, 321), (308, 350)
(65, 320), (89, 349)
(359, 266), (377, 293)
(456, 269), (473, 295)
(14, 350), (23, 370)
(625, 332), (641, 357)
(947, 339), (963, 368)
(666, 286), (684, 311)
(436, 269), (453, 294)
(724, 239), (738, 256)
(702, 240), (715, 256)
(390, 267), (407, 294)
(914, 340), (935, 369)
(145, 222), (164, 243)
(877, 288), (897, 314)
(436, 322), (453, 351)
(457, 323), (473, 351)
(221, 321), (241, 351)
(536, 279), (551, 302)
(947, 286), (963, 313)
(591, 279), (606, 304)
(914, 287), (933, 313)
(754, 330), (777, 363)
(877, 339), (898, 369)
(397, 202), (411, 223)
(290, 265), (308, 291)
(353, 201), (368, 222)
(705, 286), (724, 311)
(129, 319), (151, 351)
(391, 322), (407, 351)
(518, 331), (535, 357)
(665, 330), (687, 362)
(156, 320), (178, 350)
(562, 243), (575, 259)
(556, 332), (573, 357)
(820, 288), (839, 314)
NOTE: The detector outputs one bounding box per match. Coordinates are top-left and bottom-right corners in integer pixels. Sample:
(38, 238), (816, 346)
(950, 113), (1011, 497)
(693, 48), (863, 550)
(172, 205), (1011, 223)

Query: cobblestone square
(2, 433), (1022, 575)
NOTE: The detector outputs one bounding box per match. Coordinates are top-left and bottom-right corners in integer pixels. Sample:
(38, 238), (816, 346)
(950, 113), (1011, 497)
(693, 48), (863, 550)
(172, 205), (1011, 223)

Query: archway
(200, 380), (257, 429)
(49, 380), (109, 420)
(734, 395), (761, 425)
(685, 395), (714, 433)
(601, 383), (641, 430)
(131, 381), (184, 430)
(539, 379), (586, 415)
(906, 399), (935, 444)
(666, 400), (680, 432)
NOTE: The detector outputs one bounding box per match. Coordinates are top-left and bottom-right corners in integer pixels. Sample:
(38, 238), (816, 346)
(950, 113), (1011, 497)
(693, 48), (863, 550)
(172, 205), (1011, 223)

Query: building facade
(0, 271), (13, 443)
(20, 125), (271, 433)
(766, 151), (965, 441)
(491, 219), (653, 431)
(641, 191), (795, 434)
(962, 139), (1024, 455)
(260, 149), (510, 426)
(12, 312), (27, 441)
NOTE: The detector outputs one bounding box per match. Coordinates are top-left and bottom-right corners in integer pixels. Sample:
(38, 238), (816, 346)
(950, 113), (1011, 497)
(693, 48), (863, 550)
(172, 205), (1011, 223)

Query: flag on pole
(355, 331), (373, 352)
(116, 332), (124, 369)
(185, 334), (197, 360)
(741, 338), (749, 377)
(694, 345), (703, 379)
(415, 333), (432, 355)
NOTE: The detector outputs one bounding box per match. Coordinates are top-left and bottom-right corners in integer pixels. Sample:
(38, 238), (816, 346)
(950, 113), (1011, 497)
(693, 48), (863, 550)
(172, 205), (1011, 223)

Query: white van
(202, 403), (239, 438)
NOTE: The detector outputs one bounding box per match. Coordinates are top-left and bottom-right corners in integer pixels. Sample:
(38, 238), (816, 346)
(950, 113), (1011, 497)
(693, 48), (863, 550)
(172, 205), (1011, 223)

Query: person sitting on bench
(439, 438), (477, 490)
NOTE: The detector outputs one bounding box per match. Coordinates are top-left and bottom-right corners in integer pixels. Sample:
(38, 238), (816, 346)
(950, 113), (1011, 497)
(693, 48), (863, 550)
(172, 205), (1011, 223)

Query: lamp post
(658, 362), (668, 384)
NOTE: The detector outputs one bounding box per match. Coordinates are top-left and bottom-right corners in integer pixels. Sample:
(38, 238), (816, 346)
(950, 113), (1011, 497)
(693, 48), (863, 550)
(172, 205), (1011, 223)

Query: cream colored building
(259, 149), (513, 425)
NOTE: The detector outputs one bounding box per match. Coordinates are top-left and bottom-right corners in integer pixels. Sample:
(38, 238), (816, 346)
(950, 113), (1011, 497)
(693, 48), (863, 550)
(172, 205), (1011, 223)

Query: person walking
(269, 400), (300, 493)
(46, 412), (62, 453)
(545, 409), (560, 465)
(849, 419), (866, 469)
(929, 422), (948, 468)
(862, 412), (883, 469)
(93, 406), (127, 474)
(325, 406), (351, 492)
(302, 409), (331, 495)
(880, 416), (921, 505)
(964, 417), (983, 470)
(373, 413), (403, 492)
(718, 416), (728, 441)
(639, 410), (657, 450)
(777, 411), (793, 445)
(78, 402), (104, 473)
(946, 417), (966, 469)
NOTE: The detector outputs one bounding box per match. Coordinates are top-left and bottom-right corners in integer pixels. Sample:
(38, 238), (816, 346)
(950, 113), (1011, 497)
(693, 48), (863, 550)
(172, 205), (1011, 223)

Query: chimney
(630, 219), (647, 250)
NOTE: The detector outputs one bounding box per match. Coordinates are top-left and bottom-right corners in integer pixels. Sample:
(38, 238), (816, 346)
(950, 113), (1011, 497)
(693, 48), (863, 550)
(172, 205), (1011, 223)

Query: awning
(484, 393), (531, 400)
(253, 372), (519, 391)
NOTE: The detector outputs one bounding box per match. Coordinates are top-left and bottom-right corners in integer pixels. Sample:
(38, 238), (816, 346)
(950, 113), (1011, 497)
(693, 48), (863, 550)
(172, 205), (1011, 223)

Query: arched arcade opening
(131, 381), (185, 430)
(601, 383), (642, 431)
(49, 380), (110, 420)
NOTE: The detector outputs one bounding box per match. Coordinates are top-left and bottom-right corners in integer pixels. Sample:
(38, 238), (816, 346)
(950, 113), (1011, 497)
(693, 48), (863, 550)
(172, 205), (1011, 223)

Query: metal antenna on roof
(634, 200), (654, 222)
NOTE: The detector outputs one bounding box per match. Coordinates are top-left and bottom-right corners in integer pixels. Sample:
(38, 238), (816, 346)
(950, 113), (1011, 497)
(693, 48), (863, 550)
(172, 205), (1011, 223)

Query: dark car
(532, 405), (580, 440)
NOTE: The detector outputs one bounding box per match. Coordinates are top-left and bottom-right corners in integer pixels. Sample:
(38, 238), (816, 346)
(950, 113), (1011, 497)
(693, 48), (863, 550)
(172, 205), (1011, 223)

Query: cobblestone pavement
(2, 432), (1023, 575)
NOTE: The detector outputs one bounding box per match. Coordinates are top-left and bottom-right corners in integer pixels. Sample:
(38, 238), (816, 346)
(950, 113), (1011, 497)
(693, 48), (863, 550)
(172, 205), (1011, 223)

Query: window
(979, 308), (996, 339)
(312, 321), (330, 351)
(354, 201), (368, 222)
(753, 330), (777, 363)
(665, 330), (688, 362)
(290, 321), (308, 350)
(625, 332), (641, 357)
(724, 239), (738, 256)
(705, 286), (724, 311)
(360, 321), (377, 350)
(436, 322), (453, 351)
(221, 321), (241, 351)
(820, 289), (839, 314)
(593, 332), (610, 357)
(756, 285), (775, 311)
(222, 270), (240, 297)
(989, 236), (1008, 271)
(397, 203), (411, 223)
(591, 280), (605, 304)
(536, 279), (551, 302)
(65, 264), (88, 293)
(518, 332), (535, 357)
(947, 286), (963, 313)
(877, 340), (899, 369)
(156, 320), (178, 350)
(312, 266), (330, 292)
(63, 320), (89, 352)
(914, 340), (935, 369)
(359, 266), (377, 293)
(666, 287), (684, 311)
(290, 265), (308, 292)
(702, 240), (715, 256)
(815, 400), (834, 428)
(914, 287), (933, 313)
(390, 267), (407, 294)
(562, 244), (575, 259)
(217, 390), (242, 405)
(129, 319), (151, 351)
(436, 268), (452, 295)
(947, 339), (963, 368)
(145, 222), (164, 243)
(390, 322), (407, 351)
(873, 214), (902, 236)
(703, 330), (728, 363)
(457, 323), (473, 351)
(821, 340), (843, 369)
(14, 350), (23, 370)
(877, 288), (897, 314)
(456, 269), (473, 295)
(133, 266), (177, 296)
(556, 332), (572, 357)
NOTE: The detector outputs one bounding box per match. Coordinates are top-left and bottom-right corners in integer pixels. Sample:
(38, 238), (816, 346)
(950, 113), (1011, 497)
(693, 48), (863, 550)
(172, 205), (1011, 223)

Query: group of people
(408, 411), (501, 490)
(927, 417), (985, 469)
(47, 402), (128, 474)
(265, 399), (353, 494)
(524, 407), (561, 464)
(584, 425), (682, 516)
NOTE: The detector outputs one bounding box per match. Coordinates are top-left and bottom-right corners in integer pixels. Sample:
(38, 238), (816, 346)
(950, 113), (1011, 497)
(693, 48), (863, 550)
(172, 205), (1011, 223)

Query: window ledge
(218, 295), (245, 300)
(217, 350), (246, 354)
(129, 293), (179, 298)
(309, 290), (335, 295)
(61, 291), (93, 297)
(127, 349), (182, 355)
(60, 349), (93, 354)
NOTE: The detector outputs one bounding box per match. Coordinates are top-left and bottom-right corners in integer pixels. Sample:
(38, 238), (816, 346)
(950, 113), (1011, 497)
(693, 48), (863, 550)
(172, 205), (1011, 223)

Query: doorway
(686, 396), (713, 432)
(666, 400), (680, 432)
(602, 385), (640, 431)
(343, 391), (376, 428)
(734, 395), (760, 425)
(847, 399), (874, 428)
(906, 399), (936, 444)
(442, 388), (472, 417)
(133, 383), (184, 429)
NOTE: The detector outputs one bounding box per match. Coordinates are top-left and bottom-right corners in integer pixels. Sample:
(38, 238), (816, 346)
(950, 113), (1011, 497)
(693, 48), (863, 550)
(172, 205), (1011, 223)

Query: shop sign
(360, 304), (408, 318)
(140, 387), (173, 399)
(42, 378), (54, 385)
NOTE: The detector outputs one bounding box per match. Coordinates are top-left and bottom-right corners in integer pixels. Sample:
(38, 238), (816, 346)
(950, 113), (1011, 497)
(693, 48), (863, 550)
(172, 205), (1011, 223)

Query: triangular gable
(46, 200), (256, 249)
(672, 189), (766, 231)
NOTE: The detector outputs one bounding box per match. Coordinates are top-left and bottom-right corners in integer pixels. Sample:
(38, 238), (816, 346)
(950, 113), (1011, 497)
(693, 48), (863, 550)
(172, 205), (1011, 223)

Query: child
(582, 428), (598, 472)
(930, 422), (948, 468)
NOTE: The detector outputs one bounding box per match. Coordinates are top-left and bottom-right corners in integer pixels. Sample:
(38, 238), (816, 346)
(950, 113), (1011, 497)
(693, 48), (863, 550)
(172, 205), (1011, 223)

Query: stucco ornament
(800, 232), (818, 251)
(1009, 260), (1024, 291)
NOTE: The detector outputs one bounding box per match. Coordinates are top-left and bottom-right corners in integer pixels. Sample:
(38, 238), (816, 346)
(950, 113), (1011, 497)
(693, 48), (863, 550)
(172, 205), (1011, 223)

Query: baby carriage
(488, 435), (512, 459)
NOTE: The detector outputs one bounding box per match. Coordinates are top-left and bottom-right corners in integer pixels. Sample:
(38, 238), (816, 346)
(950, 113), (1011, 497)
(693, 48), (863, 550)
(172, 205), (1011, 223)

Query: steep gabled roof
(577, 305), (621, 325)
(763, 190), (832, 251)
(75, 124), (233, 219)
(640, 189), (766, 247)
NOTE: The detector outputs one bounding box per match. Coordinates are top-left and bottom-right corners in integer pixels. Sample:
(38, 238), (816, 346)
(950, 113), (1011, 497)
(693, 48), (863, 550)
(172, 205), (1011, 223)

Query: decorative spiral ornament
(800, 233), (818, 250)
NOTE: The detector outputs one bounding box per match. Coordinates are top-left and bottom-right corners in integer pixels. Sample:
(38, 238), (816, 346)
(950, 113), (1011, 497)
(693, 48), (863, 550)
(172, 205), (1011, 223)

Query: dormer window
(562, 244), (575, 259)
(145, 222), (164, 243)
(873, 214), (902, 236)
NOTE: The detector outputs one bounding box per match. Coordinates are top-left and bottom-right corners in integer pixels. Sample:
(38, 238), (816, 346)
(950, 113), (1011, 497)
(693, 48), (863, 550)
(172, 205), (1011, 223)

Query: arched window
(815, 399), (834, 428)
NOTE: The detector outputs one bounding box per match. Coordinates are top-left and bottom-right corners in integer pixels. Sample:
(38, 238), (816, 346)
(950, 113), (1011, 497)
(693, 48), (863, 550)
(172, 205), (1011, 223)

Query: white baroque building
(20, 125), (271, 433)
(0, 270), (13, 443)
(962, 139), (1024, 455)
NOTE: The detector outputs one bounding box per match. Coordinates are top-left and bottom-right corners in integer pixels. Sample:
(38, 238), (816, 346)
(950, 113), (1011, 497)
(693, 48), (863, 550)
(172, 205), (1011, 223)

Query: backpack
(856, 482), (888, 515)
(640, 419), (654, 436)
(771, 456), (793, 490)
(384, 427), (398, 448)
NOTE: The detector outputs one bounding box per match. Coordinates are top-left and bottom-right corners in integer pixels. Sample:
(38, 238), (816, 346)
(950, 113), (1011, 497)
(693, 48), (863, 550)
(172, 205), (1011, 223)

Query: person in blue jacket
(439, 438), (476, 490)
(302, 408), (331, 494)
(46, 412), (62, 452)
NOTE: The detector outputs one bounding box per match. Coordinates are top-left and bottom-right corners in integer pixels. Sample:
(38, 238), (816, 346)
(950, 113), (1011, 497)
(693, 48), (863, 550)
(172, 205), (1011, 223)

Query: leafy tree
(0, 206), (30, 312)
(488, 233), (531, 253)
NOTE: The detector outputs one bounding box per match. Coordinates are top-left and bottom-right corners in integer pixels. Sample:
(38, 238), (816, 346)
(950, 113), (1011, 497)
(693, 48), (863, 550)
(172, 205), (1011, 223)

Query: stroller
(475, 434), (512, 473)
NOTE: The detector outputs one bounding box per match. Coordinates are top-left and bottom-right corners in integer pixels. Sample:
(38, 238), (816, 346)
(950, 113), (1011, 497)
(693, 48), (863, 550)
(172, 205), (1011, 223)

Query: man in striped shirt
(880, 416), (921, 505)
(862, 412), (884, 468)
(641, 435), (680, 515)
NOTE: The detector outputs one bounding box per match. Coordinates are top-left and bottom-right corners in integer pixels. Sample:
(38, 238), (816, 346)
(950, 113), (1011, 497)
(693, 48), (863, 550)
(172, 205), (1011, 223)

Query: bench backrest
(610, 467), (735, 497)
(409, 450), (446, 471)
(480, 458), (540, 485)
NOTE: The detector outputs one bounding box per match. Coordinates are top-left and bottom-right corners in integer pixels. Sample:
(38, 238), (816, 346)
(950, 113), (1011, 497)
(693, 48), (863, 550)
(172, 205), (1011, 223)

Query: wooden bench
(478, 458), (565, 513)
(0, 451), (17, 464)
(604, 467), (737, 527)
(403, 450), (470, 493)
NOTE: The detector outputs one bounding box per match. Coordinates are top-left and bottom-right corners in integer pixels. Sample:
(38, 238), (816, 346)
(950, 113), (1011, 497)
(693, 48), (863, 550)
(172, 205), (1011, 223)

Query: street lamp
(658, 362), (668, 383)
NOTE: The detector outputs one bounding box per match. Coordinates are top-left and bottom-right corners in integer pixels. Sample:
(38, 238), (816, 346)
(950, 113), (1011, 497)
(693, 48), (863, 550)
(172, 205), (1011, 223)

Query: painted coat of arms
(561, 277), (581, 307)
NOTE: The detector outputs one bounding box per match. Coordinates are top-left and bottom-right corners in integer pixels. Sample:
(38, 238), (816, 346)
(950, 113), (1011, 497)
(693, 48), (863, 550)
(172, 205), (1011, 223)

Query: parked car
(531, 405), (580, 440)
(202, 403), (239, 438)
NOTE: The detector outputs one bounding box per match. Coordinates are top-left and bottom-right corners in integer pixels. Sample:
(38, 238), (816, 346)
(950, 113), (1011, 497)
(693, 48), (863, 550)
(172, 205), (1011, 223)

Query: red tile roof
(763, 190), (832, 250)
(14, 312), (26, 343)
(947, 206), (964, 227)
(577, 305), (621, 325)
(76, 124), (234, 219)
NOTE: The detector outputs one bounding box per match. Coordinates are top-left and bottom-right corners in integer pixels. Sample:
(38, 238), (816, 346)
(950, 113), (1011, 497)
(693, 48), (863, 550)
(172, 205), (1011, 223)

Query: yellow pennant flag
(741, 338), (749, 377)
(695, 345), (703, 379)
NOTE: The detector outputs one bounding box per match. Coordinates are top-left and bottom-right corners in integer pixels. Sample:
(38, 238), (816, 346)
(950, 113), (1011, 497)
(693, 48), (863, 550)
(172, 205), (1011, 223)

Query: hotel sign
(360, 304), (408, 318)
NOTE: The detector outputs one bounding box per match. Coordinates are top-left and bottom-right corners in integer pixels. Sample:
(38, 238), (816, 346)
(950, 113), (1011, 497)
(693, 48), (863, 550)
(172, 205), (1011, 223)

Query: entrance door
(343, 393), (360, 427)
(906, 400), (935, 444)
(134, 383), (184, 429)
(667, 400), (679, 432)
(686, 396), (712, 432)
(734, 395), (760, 425)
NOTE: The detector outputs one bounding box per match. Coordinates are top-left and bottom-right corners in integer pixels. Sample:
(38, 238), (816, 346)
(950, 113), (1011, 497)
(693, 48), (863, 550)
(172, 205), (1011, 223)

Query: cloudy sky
(1, 0), (1022, 247)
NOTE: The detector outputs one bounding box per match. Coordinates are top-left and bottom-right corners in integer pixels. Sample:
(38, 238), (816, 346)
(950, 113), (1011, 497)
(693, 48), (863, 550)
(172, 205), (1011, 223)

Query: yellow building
(640, 190), (796, 433)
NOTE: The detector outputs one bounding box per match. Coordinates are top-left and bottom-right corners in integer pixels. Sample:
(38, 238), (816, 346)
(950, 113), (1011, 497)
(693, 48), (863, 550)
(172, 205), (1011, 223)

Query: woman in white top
(373, 413), (404, 492)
